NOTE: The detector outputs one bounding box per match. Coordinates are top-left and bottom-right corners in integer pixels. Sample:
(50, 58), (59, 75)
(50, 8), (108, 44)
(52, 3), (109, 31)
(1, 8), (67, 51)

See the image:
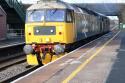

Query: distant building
(0, 6), (7, 40)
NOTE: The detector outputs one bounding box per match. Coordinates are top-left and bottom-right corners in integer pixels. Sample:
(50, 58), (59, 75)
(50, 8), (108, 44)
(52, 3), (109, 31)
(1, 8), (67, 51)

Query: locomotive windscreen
(26, 10), (44, 22)
(45, 9), (65, 22)
(26, 9), (65, 22)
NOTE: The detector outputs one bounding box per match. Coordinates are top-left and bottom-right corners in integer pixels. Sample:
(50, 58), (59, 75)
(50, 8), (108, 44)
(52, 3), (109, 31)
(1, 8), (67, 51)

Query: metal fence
(7, 28), (24, 38)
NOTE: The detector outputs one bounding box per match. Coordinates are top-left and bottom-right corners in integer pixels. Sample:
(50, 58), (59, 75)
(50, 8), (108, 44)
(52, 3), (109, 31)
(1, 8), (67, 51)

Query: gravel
(0, 62), (29, 82)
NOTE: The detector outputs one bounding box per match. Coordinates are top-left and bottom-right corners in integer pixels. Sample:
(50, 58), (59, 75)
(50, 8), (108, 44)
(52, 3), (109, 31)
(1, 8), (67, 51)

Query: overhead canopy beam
(74, 3), (124, 16)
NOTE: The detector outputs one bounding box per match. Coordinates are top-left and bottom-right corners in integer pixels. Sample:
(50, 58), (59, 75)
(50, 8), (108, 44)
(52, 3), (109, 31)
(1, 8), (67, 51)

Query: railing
(5, 0), (25, 22)
(7, 28), (24, 38)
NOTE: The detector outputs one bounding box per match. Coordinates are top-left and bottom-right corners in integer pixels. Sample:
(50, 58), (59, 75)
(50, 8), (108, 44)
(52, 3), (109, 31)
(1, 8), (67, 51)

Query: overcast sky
(19, 0), (125, 4)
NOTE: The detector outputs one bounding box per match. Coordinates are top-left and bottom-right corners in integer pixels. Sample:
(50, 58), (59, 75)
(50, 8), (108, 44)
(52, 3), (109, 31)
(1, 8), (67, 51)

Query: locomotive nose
(23, 45), (33, 55)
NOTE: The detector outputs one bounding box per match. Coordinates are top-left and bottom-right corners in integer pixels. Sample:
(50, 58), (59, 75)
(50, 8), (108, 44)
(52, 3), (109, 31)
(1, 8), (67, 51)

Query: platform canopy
(74, 3), (124, 16)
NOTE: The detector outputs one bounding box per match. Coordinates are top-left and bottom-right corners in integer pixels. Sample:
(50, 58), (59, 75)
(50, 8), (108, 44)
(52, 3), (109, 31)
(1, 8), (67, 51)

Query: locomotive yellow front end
(24, 3), (75, 65)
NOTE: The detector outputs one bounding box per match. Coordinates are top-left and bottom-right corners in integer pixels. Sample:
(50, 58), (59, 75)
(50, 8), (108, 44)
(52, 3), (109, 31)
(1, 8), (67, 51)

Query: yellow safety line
(62, 31), (120, 83)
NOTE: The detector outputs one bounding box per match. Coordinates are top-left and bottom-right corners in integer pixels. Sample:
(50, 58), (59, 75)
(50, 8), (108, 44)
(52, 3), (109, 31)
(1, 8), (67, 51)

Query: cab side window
(66, 11), (73, 22)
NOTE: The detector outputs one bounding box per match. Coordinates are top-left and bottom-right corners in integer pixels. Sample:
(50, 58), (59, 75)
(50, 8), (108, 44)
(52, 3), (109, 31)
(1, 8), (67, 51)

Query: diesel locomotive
(24, 0), (110, 65)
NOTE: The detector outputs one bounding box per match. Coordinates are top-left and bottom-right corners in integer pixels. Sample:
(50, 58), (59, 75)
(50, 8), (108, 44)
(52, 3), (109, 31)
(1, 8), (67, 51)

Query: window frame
(66, 9), (74, 23)
(26, 9), (75, 23)
(45, 9), (66, 22)
(26, 10), (45, 23)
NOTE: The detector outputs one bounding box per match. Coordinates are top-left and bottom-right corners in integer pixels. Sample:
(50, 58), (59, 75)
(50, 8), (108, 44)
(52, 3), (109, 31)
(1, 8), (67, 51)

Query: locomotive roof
(27, 1), (90, 14)
(27, 1), (74, 10)
(27, 1), (108, 19)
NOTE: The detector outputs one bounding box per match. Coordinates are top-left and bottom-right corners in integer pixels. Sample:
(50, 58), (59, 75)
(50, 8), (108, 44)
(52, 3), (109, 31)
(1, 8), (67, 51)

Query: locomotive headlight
(50, 29), (54, 33)
(36, 29), (40, 33)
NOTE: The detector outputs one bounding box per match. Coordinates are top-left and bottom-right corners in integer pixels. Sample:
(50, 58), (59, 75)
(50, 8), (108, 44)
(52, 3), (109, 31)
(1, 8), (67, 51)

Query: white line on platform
(59, 59), (74, 66)
(77, 41), (101, 60)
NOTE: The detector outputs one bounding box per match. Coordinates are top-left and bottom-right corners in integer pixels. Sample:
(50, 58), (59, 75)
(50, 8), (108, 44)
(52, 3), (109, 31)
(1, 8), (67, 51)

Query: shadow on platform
(106, 31), (125, 83)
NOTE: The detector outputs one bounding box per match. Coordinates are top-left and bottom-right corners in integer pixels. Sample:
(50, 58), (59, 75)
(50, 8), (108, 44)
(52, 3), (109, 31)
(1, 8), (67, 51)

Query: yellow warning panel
(27, 54), (39, 65)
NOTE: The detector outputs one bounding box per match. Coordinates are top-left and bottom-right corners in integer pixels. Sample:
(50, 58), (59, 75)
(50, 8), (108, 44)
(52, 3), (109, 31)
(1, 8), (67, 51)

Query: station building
(0, 6), (6, 40)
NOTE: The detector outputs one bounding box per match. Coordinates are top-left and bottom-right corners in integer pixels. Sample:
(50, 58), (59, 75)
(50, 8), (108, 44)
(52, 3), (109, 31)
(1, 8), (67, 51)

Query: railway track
(0, 43), (33, 83)
(1, 65), (39, 83)
(0, 54), (39, 83)
(0, 55), (26, 71)
(0, 43), (25, 68)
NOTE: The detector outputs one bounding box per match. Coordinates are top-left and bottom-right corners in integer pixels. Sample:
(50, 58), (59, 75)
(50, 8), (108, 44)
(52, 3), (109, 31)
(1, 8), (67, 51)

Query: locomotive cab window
(45, 9), (65, 22)
(66, 10), (73, 22)
(26, 10), (44, 22)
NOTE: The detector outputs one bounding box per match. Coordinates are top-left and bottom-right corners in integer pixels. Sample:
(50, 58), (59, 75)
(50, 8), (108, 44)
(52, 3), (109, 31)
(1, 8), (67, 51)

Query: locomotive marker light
(28, 32), (31, 35)
(59, 32), (62, 35)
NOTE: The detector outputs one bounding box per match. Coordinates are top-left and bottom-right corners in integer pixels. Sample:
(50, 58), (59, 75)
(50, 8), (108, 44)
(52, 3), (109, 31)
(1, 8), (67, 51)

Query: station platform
(0, 38), (25, 49)
(13, 29), (125, 83)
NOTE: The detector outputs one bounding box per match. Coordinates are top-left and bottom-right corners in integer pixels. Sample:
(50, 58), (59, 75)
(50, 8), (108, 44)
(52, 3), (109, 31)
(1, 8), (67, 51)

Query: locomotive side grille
(34, 26), (56, 35)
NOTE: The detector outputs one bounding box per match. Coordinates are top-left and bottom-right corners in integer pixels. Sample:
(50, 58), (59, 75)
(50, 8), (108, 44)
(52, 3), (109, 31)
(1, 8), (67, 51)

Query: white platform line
(77, 41), (101, 60)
